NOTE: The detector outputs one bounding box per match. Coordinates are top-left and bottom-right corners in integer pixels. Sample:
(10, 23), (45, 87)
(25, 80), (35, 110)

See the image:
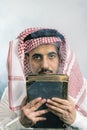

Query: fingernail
(47, 99), (50, 102)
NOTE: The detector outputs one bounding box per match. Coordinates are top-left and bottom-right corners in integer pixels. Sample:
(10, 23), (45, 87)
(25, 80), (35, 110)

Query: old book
(26, 74), (69, 128)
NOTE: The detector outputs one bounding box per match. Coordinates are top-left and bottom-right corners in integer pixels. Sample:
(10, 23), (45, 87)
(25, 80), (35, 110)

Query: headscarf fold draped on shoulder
(7, 27), (87, 116)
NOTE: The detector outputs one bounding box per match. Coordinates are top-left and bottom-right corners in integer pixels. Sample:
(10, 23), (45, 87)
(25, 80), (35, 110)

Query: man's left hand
(46, 97), (76, 125)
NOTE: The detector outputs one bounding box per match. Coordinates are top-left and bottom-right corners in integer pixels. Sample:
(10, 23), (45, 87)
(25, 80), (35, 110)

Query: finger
(47, 107), (69, 121)
(46, 99), (73, 112)
(25, 97), (42, 108)
(35, 117), (47, 122)
(25, 109), (48, 120)
(34, 109), (49, 117)
(26, 111), (47, 125)
(46, 102), (71, 117)
(23, 98), (47, 113)
(46, 99), (58, 107)
(46, 101), (74, 116)
(47, 108), (62, 118)
(31, 98), (47, 111)
(46, 103), (64, 114)
(33, 116), (47, 124)
(47, 98), (74, 109)
(52, 97), (69, 105)
(46, 98), (69, 109)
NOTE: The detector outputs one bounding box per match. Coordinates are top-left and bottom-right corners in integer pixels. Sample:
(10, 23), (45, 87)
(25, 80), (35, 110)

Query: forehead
(29, 44), (57, 55)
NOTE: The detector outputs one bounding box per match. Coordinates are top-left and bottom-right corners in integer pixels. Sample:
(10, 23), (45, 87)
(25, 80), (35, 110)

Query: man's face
(28, 44), (59, 74)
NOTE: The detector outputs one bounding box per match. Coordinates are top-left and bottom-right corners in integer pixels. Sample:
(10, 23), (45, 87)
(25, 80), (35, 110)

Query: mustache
(38, 68), (53, 74)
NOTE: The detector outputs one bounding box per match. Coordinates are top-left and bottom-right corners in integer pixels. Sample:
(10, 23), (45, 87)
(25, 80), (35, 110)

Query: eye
(48, 52), (58, 59)
(32, 54), (42, 61)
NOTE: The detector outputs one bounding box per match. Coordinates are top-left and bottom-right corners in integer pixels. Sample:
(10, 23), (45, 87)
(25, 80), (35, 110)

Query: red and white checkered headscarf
(7, 27), (87, 116)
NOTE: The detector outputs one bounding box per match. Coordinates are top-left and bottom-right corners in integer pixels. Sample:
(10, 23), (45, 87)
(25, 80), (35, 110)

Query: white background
(0, 0), (87, 94)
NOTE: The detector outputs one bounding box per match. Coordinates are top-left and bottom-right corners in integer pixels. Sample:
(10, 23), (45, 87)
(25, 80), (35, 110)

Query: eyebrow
(48, 52), (57, 55)
(32, 53), (42, 57)
(32, 52), (58, 57)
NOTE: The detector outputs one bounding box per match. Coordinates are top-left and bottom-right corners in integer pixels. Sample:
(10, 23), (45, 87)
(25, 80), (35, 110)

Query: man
(0, 27), (87, 129)
(19, 44), (76, 128)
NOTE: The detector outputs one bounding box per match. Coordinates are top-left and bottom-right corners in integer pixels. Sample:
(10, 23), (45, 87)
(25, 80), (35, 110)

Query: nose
(41, 56), (49, 69)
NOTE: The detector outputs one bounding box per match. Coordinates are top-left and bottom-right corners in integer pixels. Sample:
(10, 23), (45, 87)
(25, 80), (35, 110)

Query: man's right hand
(19, 97), (48, 128)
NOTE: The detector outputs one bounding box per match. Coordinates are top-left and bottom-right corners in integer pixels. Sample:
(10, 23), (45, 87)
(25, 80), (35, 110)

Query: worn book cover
(26, 74), (69, 128)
